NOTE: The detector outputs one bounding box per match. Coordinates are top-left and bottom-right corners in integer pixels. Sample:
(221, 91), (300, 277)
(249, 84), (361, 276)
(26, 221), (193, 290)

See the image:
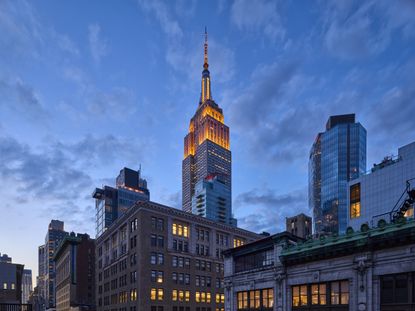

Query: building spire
(200, 27), (211, 103)
(204, 27), (208, 70)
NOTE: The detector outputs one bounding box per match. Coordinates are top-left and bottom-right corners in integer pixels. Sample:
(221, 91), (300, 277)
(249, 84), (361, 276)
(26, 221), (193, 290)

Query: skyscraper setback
(182, 30), (234, 225)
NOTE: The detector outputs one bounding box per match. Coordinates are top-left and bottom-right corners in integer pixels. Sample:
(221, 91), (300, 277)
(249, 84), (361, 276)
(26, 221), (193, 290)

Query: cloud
(0, 135), (92, 202)
(230, 0), (285, 41)
(0, 76), (46, 118)
(0, 132), (154, 234)
(235, 188), (308, 233)
(0, 0), (80, 62)
(58, 134), (154, 169)
(138, 0), (235, 85)
(88, 23), (108, 64)
(226, 59), (327, 164)
(55, 32), (80, 56)
(138, 0), (183, 39)
(322, 1), (415, 60)
(159, 190), (181, 209)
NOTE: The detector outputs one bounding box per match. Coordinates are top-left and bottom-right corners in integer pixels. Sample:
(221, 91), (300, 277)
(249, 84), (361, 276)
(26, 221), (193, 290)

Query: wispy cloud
(230, 0), (285, 41)
(88, 23), (108, 64)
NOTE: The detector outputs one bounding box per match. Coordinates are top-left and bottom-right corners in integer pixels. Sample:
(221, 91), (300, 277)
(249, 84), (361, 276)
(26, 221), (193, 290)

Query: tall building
(285, 213), (312, 239)
(54, 233), (95, 311)
(0, 253), (24, 304)
(347, 141), (415, 231)
(192, 174), (236, 226)
(37, 245), (46, 310)
(95, 200), (260, 311)
(309, 114), (366, 234)
(182, 30), (232, 226)
(38, 220), (68, 310)
(22, 269), (32, 304)
(93, 167), (150, 238)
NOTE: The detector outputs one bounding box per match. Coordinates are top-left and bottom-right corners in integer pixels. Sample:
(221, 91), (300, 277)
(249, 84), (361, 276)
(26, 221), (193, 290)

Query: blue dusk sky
(0, 0), (414, 277)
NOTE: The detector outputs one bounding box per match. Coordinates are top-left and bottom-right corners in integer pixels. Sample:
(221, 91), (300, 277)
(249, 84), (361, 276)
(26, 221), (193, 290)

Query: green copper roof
(281, 218), (415, 264)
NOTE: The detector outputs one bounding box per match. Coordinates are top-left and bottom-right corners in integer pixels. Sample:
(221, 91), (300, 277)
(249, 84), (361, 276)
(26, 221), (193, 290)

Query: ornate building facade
(182, 31), (234, 225)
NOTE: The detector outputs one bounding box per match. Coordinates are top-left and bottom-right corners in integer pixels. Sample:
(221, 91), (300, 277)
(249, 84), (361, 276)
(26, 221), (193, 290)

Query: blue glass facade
(310, 114), (366, 234)
(191, 175), (236, 226)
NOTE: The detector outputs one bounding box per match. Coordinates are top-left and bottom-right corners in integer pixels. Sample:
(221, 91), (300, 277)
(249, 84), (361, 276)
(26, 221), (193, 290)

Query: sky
(0, 0), (414, 279)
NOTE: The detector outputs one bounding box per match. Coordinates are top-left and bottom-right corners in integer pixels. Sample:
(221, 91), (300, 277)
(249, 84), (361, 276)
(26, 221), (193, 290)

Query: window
(292, 281), (349, 309)
(130, 218), (138, 232)
(151, 234), (157, 247)
(151, 288), (163, 301)
(235, 249), (274, 272)
(158, 236), (164, 248)
(195, 291), (211, 303)
(216, 293), (225, 304)
(157, 271), (164, 283)
(331, 281), (349, 305)
(233, 238), (245, 248)
(350, 183), (361, 218)
(151, 252), (164, 265)
(292, 285), (307, 307)
(130, 289), (137, 301)
(237, 289), (273, 310)
(3, 283), (7, 290)
(157, 218), (164, 231)
(151, 253), (157, 265)
(311, 284), (326, 305)
(151, 288), (157, 301)
(130, 271), (137, 283)
(381, 273), (414, 305)
(158, 288), (164, 301)
(172, 223), (189, 237)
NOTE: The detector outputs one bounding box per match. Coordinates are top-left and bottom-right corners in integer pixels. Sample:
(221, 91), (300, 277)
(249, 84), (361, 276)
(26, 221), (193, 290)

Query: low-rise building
(0, 254), (24, 304)
(347, 141), (415, 230)
(224, 219), (415, 311)
(54, 233), (95, 311)
(95, 200), (261, 311)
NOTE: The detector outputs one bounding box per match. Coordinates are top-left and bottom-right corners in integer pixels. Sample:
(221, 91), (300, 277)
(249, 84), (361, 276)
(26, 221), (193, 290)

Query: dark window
(381, 273), (413, 305)
(235, 249), (274, 272)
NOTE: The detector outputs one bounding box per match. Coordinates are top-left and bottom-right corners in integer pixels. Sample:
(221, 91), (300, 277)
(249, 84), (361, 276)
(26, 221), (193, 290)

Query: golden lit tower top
(183, 28), (230, 159)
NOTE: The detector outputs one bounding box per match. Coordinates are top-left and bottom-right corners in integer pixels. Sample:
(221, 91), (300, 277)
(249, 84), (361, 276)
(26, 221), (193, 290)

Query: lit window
(157, 288), (163, 301)
(233, 238), (245, 248)
(151, 288), (156, 301)
(350, 183), (361, 218)
(172, 289), (177, 301)
(172, 223), (189, 237)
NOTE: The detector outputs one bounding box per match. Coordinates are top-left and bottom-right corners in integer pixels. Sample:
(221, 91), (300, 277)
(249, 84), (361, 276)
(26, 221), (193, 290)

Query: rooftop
(281, 218), (415, 265)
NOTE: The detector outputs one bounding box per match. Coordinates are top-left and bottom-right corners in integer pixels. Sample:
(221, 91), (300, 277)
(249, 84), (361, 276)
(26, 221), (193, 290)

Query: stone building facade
(95, 201), (261, 311)
(224, 219), (415, 311)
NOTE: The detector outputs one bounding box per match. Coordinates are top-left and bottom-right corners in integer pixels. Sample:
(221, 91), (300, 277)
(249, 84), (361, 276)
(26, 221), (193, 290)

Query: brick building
(95, 201), (261, 311)
(54, 233), (95, 311)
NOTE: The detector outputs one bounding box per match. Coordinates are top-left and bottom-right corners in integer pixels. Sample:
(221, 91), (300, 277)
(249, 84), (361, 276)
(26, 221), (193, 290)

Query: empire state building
(182, 30), (235, 226)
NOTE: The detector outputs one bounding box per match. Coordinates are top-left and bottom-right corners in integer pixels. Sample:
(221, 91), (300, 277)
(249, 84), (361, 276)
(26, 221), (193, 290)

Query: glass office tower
(309, 114), (366, 234)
